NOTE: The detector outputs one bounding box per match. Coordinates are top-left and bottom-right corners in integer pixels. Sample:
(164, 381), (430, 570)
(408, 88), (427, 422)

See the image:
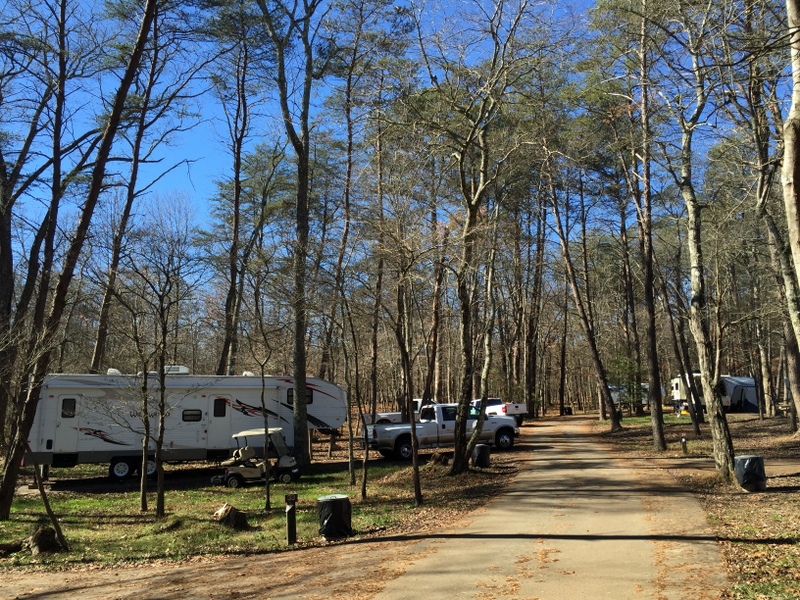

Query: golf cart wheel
(109, 458), (134, 480)
(278, 472), (293, 484)
(226, 474), (245, 488)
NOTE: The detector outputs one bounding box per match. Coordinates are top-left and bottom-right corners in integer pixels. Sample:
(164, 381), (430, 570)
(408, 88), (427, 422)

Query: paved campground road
(375, 417), (726, 600)
(1, 417), (727, 599)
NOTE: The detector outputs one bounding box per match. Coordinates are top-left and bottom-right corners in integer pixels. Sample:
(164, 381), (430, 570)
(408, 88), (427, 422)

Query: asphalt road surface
(374, 416), (726, 600)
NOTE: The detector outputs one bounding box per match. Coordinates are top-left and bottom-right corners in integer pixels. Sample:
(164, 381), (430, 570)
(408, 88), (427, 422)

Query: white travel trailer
(670, 372), (757, 413)
(24, 369), (347, 480)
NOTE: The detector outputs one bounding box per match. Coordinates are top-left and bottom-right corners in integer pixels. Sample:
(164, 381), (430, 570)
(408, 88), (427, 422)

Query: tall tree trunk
(361, 81), (386, 500)
(467, 207), (499, 460)
(91, 7), (162, 374)
(394, 277), (422, 505)
(450, 203), (481, 475)
(422, 198), (445, 405)
(637, 0), (665, 449)
(255, 0), (324, 467)
(779, 0), (800, 374)
(545, 168), (620, 431)
(783, 0), (800, 305)
(684, 179), (735, 481)
(525, 200), (545, 418)
(558, 269), (568, 416)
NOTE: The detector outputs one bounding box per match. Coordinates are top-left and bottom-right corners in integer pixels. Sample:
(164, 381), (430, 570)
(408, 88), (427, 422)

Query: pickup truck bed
(472, 397), (527, 426)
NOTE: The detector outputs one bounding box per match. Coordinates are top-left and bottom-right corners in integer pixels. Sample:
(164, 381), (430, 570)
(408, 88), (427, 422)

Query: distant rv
(670, 373), (758, 413)
(24, 368), (347, 480)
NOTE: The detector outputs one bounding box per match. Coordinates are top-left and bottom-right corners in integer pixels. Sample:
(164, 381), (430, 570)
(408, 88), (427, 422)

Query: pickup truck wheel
(515, 416), (524, 427)
(495, 428), (515, 451)
(395, 436), (414, 460)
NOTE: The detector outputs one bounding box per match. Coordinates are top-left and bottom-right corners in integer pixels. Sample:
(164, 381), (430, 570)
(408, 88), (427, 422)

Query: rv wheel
(146, 458), (157, 478)
(109, 458), (133, 480)
(226, 474), (245, 488)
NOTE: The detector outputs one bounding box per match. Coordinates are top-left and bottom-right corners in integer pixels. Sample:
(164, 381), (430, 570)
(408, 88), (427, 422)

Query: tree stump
(29, 526), (59, 555)
(430, 452), (449, 466)
(212, 503), (250, 530)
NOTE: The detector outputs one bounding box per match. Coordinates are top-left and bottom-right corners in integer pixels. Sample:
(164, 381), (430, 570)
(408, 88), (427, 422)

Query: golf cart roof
(232, 428), (283, 438)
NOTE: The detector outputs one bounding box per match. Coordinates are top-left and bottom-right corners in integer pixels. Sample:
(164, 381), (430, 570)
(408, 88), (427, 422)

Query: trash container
(734, 455), (767, 492)
(563, 407), (573, 416)
(317, 494), (352, 539)
(472, 444), (490, 468)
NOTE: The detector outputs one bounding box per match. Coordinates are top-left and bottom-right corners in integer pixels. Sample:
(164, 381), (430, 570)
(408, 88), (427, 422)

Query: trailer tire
(495, 428), (515, 451)
(226, 474), (245, 488)
(145, 458), (157, 478)
(278, 472), (293, 484)
(109, 458), (134, 480)
(394, 436), (414, 460)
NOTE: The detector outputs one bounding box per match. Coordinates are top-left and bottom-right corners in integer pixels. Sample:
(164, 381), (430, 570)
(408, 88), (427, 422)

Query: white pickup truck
(366, 403), (519, 459)
(472, 397), (527, 426)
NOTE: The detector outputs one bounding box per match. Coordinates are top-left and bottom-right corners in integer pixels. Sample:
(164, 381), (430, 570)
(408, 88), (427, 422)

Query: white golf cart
(211, 428), (300, 488)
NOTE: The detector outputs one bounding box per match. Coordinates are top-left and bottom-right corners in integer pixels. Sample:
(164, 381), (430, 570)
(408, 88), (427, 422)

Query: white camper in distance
(24, 369), (347, 480)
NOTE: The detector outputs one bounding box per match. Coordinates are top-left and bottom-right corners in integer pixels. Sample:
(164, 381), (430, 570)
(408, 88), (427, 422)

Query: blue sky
(141, 0), (594, 223)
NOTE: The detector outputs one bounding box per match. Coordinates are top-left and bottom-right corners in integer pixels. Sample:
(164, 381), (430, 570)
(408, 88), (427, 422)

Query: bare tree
(89, 0), (208, 374)
(0, 0), (161, 520)
(115, 197), (205, 516)
(254, 0), (332, 467)
(654, 0), (735, 479)
(411, 0), (533, 474)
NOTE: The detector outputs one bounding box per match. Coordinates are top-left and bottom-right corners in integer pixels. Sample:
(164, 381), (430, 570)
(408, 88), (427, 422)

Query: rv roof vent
(242, 370), (256, 377)
(164, 365), (190, 375)
(107, 368), (123, 376)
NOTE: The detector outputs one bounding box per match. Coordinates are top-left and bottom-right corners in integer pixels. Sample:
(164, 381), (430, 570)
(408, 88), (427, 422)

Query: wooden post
(285, 494), (298, 545)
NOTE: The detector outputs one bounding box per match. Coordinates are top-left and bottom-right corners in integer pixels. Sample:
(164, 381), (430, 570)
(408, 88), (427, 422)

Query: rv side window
(287, 388), (313, 405)
(61, 398), (76, 418)
(182, 409), (203, 422)
(213, 397), (227, 417)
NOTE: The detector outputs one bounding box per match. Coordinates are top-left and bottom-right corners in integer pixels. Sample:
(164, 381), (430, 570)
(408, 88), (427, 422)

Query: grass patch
(0, 449), (518, 570)
(591, 412), (800, 600)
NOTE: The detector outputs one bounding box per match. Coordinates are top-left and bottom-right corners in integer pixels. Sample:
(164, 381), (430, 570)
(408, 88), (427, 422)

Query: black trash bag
(317, 494), (352, 539)
(734, 455), (767, 492)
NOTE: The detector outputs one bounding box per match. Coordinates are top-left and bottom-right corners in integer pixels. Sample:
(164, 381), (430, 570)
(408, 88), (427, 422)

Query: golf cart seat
(237, 446), (256, 463)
